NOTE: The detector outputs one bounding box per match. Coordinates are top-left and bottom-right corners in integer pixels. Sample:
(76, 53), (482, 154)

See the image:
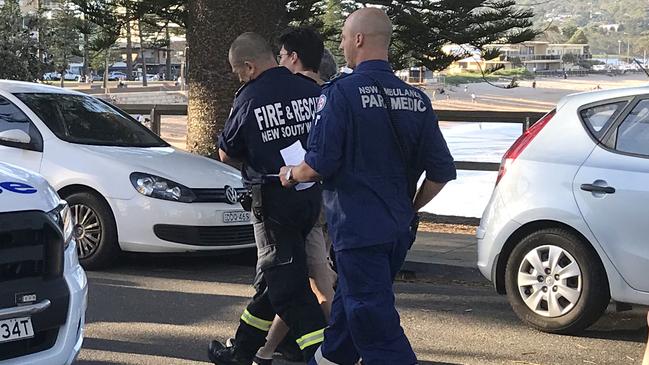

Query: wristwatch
(285, 166), (295, 184)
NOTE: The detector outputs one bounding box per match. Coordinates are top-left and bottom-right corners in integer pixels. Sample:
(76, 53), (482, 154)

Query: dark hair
(278, 27), (324, 72)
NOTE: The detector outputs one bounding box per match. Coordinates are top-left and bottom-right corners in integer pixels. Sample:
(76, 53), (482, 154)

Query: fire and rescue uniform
(210, 66), (327, 364)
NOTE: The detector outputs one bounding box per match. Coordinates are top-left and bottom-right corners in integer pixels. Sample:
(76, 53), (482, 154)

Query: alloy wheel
(70, 203), (102, 259)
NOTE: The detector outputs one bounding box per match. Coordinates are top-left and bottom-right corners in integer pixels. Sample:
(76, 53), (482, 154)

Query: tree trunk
(83, 32), (89, 82)
(103, 49), (108, 91)
(138, 20), (148, 87)
(186, 0), (286, 158)
(59, 60), (65, 88)
(165, 25), (172, 81)
(126, 16), (133, 81)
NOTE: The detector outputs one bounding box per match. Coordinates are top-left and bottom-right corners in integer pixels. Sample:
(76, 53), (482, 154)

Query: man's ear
(244, 61), (255, 76)
(355, 33), (364, 47)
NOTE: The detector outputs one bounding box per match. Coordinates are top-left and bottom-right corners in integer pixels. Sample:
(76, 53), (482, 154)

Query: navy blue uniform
(220, 67), (321, 185)
(217, 67), (327, 362)
(305, 60), (456, 365)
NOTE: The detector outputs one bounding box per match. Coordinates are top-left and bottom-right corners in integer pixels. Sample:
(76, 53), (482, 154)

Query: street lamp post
(618, 40), (622, 57)
(627, 39), (630, 61)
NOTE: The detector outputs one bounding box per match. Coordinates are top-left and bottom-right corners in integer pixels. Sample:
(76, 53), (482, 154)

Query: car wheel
(504, 228), (610, 334)
(64, 191), (120, 270)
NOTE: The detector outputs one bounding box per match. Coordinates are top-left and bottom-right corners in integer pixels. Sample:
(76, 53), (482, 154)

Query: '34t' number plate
(223, 211), (251, 223)
(0, 317), (34, 343)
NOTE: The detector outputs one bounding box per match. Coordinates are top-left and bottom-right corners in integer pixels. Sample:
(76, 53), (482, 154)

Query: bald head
(229, 32), (277, 83)
(229, 32), (274, 67)
(345, 8), (392, 50)
(340, 8), (392, 68)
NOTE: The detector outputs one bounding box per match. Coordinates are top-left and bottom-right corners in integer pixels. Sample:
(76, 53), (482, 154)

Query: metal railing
(118, 104), (188, 135)
(117, 104), (546, 173)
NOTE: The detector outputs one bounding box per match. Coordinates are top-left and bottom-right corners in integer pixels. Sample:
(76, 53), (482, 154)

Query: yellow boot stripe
(296, 328), (325, 350)
(240, 309), (272, 332)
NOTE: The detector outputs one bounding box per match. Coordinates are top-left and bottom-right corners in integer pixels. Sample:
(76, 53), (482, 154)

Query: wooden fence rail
(117, 104), (547, 173)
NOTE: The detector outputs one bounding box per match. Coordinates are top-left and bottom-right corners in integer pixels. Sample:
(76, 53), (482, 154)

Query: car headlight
(130, 172), (196, 203)
(48, 202), (74, 248)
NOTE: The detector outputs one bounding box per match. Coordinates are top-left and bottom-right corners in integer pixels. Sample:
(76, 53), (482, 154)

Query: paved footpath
(407, 231), (476, 268)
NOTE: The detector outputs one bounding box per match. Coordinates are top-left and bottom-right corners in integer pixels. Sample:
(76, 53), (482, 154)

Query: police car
(0, 80), (254, 269)
(0, 162), (87, 365)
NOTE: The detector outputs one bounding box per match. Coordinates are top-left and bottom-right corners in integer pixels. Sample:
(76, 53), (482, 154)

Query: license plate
(0, 317), (34, 344)
(223, 211), (250, 223)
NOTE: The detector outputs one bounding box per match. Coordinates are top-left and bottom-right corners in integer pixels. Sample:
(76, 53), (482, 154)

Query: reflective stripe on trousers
(240, 309), (273, 332)
(313, 346), (341, 365)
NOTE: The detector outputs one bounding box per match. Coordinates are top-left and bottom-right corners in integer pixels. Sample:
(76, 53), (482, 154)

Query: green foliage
(42, 4), (82, 74)
(70, 0), (537, 73)
(445, 72), (499, 86)
(283, 0), (538, 71)
(446, 67), (531, 86)
(521, 0), (649, 55)
(492, 67), (532, 77)
(0, 0), (43, 81)
(373, 0), (538, 71)
(561, 53), (579, 64)
(567, 29), (588, 44)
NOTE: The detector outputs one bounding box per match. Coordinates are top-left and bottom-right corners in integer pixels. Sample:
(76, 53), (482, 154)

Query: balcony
(519, 54), (561, 61)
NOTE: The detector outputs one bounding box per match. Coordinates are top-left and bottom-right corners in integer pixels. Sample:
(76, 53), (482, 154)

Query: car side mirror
(0, 129), (32, 145)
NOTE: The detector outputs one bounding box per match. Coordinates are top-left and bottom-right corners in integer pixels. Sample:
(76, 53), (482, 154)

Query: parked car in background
(0, 81), (254, 270)
(42, 72), (61, 81)
(136, 74), (160, 82)
(0, 162), (87, 365)
(62, 73), (82, 82)
(478, 85), (649, 334)
(107, 71), (127, 81)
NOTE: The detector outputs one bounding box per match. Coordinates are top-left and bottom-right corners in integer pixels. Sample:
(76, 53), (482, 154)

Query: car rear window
(580, 101), (627, 138)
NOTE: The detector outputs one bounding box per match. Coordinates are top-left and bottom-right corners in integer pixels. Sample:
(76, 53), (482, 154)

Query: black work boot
(207, 340), (253, 365)
(252, 354), (273, 365)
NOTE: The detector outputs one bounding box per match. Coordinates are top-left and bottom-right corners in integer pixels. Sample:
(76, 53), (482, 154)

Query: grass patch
(445, 68), (532, 86)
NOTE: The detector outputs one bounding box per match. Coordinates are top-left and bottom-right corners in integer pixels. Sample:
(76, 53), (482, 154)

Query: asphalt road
(76, 253), (648, 365)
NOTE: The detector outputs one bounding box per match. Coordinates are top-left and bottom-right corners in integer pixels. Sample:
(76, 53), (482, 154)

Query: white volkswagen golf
(478, 85), (649, 334)
(0, 81), (254, 269)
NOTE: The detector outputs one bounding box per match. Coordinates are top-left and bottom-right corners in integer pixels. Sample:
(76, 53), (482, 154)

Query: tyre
(504, 228), (610, 334)
(64, 191), (120, 270)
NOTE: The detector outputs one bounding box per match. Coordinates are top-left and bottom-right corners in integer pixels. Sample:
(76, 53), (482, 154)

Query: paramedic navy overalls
(218, 66), (327, 362)
(304, 60), (457, 365)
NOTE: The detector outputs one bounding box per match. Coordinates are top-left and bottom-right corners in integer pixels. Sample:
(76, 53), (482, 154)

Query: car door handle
(580, 184), (616, 194)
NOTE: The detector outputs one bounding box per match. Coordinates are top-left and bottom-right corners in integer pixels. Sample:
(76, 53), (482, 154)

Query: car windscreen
(14, 93), (169, 147)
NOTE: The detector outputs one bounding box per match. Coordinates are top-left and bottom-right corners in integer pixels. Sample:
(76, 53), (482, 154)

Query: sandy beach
(429, 73), (649, 112)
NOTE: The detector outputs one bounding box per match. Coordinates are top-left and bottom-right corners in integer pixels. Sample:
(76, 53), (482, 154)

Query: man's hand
(279, 166), (297, 188)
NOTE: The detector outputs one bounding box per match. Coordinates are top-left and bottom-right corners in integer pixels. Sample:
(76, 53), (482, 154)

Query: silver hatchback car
(478, 85), (649, 334)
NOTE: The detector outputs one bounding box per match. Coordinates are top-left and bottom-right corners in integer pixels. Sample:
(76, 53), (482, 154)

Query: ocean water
(420, 122), (522, 218)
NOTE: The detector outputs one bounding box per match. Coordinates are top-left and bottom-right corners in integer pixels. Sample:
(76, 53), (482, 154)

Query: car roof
(0, 80), (87, 96)
(559, 83), (649, 110)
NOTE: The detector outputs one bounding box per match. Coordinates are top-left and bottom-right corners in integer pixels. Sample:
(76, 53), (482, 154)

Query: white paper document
(280, 141), (315, 191)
